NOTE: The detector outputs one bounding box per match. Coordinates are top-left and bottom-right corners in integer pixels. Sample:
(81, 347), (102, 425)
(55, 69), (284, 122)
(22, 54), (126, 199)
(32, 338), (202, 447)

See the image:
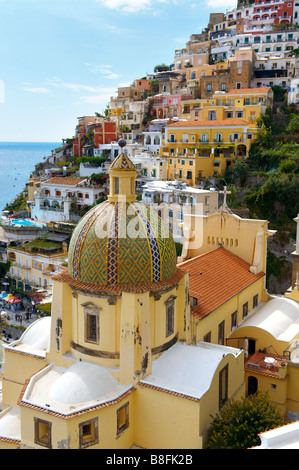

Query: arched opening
(51, 200), (60, 209)
(247, 376), (258, 396)
(154, 135), (160, 145)
(236, 144), (246, 157)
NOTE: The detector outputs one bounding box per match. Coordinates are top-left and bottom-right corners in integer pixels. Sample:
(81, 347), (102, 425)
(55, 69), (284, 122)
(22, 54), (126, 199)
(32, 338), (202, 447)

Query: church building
(0, 144), (244, 449)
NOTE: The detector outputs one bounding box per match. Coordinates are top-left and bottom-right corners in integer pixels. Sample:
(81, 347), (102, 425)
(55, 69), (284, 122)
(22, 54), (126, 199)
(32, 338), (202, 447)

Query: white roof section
(254, 421), (299, 449)
(22, 361), (132, 416)
(0, 407), (20, 442)
(230, 297), (299, 343)
(140, 341), (242, 400)
(142, 180), (214, 194)
(5, 316), (51, 358)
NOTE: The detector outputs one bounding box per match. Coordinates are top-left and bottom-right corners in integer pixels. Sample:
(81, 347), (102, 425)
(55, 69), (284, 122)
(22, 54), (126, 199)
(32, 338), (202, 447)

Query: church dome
(67, 150), (177, 288)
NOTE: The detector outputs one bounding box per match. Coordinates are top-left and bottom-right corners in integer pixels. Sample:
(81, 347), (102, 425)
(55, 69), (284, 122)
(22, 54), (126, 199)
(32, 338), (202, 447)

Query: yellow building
(164, 119), (250, 181)
(0, 149), (245, 449)
(163, 87), (274, 181)
(177, 202), (299, 422)
(227, 291), (299, 421)
(7, 240), (68, 293)
(177, 203), (274, 345)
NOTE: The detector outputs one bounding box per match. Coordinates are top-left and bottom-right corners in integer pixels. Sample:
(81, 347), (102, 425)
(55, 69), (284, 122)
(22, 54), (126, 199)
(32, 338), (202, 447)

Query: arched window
(247, 376), (258, 396)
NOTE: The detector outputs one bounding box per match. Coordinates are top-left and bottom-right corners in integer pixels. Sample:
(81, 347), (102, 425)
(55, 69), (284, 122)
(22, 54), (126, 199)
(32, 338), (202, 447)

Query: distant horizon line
(0, 140), (62, 143)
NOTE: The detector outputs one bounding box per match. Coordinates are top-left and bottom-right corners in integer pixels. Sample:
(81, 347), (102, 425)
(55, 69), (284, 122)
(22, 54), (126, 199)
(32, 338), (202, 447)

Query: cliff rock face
(267, 234), (294, 295)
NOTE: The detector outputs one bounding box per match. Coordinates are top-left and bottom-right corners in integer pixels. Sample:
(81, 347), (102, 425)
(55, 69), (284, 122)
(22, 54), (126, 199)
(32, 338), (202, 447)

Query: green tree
(206, 392), (285, 449)
(154, 63), (170, 73)
(285, 113), (299, 135)
(232, 160), (249, 186)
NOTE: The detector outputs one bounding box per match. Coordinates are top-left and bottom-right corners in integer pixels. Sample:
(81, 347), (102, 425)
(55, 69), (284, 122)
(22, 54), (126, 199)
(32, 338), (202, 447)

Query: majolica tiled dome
(68, 200), (177, 286)
(68, 152), (177, 288)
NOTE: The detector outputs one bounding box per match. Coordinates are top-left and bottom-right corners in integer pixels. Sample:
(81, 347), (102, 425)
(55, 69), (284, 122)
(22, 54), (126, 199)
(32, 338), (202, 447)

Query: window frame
(219, 364), (228, 410)
(34, 418), (52, 449)
(231, 310), (237, 330)
(84, 306), (100, 345)
(165, 296), (176, 337)
(218, 320), (225, 345)
(242, 302), (248, 319)
(79, 417), (99, 449)
(117, 402), (129, 437)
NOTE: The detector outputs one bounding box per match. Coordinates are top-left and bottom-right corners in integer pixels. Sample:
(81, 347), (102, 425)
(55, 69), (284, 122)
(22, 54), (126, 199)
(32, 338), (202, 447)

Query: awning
(7, 297), (22, 304)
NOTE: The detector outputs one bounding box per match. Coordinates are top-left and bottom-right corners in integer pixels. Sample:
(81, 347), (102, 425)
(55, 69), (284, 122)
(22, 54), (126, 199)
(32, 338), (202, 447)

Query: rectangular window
(218, 320), (225, 345)
(219, 364), (228, 409)
(231, 311), (237, 330)
(207, 83), (212, 92)
(253, 294), (258, 309)
(204, 331), (211, 343)
(79, 418), (99, 448)
(117, 402), (129, 436)
(34, 418), (52, 449)
(85, 308), (99, 344)
(243, 302), (248, 319)
(114, 177), (119, 195)
(166, 298), (175, 337)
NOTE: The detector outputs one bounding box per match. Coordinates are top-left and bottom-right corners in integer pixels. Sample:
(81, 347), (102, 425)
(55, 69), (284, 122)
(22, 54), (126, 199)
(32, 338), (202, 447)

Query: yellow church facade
(177, 202), (299, 423)
(0, 149), (245, 449)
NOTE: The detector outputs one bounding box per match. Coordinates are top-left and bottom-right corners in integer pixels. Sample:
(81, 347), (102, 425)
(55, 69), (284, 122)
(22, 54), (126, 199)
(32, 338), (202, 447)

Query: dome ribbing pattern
(68, 200), (177, 287)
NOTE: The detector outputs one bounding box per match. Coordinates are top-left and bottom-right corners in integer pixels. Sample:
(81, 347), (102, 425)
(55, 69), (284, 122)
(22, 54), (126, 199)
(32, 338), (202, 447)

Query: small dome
(19, 316), (51, 351)
(50, 362), (121, 404)
(68, 200), (177, 286)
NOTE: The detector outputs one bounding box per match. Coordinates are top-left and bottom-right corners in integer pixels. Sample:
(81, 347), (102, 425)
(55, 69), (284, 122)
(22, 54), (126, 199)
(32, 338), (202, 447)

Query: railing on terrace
(245, 354), (285, 375)
(11, 262), (31, 270)
(40, 206), (63, 212)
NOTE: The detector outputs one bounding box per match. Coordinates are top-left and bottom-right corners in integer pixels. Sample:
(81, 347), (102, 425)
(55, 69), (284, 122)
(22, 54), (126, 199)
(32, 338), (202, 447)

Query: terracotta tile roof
(245, 351), (287, 380)
(178, 247), (265, 320)
(138, 382), (200, 402)
(52, 268), (185, 294)
(166, 119), (248, 127)
(227, 87), (271, 94)
(43, 177), (86, 186)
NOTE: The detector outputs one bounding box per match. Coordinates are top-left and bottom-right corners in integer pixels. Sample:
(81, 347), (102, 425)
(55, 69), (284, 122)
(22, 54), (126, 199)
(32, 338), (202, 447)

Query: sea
(0, 141), (61, 212)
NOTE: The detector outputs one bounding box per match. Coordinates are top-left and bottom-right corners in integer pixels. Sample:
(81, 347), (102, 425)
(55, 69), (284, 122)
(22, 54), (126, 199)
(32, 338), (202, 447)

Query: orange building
(94, 121), (117, 147)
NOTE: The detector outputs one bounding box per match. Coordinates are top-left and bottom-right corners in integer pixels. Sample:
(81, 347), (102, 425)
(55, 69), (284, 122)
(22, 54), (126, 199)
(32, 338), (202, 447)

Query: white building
(142, 180), (218, 243)
(30, 177), (105, 223)
(254, 420), (299, 449)
(130, 152), (167, 181)
(143, 119), (169, 154)
(289, 77), (299, 104)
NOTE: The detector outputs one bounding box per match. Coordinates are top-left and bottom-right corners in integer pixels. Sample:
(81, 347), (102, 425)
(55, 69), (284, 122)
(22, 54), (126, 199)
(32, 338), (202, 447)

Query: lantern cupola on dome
(67, 140), (177, 289)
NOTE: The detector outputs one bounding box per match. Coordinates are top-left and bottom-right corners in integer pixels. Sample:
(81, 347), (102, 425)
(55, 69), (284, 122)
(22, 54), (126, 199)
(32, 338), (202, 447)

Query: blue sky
(0, 0), (236, 143)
